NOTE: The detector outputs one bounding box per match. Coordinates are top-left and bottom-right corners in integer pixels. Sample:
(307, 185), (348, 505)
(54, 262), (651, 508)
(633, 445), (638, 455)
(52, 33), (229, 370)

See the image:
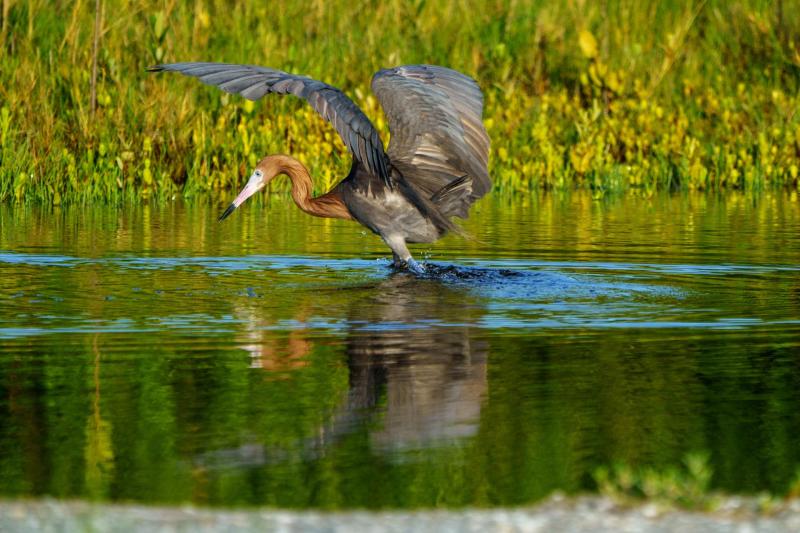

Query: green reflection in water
(0, 192), (799, 508)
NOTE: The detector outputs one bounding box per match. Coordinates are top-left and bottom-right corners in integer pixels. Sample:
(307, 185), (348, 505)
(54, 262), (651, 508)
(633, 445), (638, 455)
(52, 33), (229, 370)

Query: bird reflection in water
(343, 274), (487, 451)
(204, 274), (487, 468)
(236, 302), (313, 373)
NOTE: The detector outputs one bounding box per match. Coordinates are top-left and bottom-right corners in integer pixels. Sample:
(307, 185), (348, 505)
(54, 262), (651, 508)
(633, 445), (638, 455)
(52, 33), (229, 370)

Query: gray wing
(371, 65), (490, 218)
(149, 62), (390, 184)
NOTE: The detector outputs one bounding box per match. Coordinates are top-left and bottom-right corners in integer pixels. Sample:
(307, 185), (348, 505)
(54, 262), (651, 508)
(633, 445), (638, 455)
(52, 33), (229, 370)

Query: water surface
(1, 192), (799, 508)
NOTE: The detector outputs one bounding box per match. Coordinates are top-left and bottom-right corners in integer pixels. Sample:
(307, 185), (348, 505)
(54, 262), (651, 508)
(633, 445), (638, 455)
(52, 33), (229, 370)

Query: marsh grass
(0, 0), (798, 203)
(594, 453), (718, 511)
(593, 453), (800, 512)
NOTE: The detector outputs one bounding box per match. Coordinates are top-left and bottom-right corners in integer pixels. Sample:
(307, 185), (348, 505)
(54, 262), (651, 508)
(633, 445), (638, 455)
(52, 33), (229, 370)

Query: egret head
(218, 156), (282, 221)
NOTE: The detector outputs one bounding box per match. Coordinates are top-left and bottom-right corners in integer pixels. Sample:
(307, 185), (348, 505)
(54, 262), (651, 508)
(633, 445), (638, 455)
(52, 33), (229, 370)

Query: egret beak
(218, 173), (262, 222)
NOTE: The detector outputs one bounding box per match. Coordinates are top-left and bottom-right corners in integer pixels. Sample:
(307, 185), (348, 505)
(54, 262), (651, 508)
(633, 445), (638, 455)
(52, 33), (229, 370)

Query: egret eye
(254, 170), (263, 178)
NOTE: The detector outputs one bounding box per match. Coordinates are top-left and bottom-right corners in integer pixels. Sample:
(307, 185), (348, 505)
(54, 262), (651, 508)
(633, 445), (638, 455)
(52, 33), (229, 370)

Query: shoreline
(2, 496), (799, 532)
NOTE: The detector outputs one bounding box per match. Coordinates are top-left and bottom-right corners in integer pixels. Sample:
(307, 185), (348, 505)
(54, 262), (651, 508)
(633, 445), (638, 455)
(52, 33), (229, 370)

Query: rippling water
(0, 192), (799, 507)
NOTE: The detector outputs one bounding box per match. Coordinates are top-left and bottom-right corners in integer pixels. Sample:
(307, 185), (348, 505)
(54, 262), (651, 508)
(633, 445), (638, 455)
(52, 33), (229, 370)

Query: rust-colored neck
(263, 155), (353, 220)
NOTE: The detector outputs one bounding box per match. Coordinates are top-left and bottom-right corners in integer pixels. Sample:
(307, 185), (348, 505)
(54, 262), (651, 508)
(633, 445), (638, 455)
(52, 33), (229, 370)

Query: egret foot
(389, 253), (425, 275)
(405, 257), (426, 275)
(385, 235), (425, 275)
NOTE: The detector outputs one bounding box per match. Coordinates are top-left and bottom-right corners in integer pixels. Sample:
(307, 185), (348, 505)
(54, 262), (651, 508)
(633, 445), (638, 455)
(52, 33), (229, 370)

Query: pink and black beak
(218, 202), (238, 221)
(218, 172), (263, 221)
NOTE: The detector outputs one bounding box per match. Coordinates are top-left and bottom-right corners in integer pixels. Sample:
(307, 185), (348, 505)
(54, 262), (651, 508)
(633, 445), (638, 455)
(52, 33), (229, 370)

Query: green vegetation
(594, 454), (800, 512)
(594, 453), (717, 510)
(0, 0), (799, 203)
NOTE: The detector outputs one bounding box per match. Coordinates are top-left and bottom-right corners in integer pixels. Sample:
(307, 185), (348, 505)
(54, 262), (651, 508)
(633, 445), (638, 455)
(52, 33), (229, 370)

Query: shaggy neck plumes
(263, 155), (352, 220)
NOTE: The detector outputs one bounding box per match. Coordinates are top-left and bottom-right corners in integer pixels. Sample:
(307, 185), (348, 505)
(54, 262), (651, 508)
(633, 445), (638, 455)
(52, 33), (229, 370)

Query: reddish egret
(149, 63), (491, 273)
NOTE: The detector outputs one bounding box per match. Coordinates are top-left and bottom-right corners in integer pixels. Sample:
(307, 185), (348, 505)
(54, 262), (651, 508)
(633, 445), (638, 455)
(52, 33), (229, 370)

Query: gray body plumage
(149, 62), (491, 263)
(338, 165), (440, 244)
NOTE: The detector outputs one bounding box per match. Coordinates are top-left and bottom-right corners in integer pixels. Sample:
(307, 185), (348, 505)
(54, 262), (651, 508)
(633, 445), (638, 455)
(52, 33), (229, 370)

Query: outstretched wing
(371, 65), (490, 218)
(149, 62), (390, 185)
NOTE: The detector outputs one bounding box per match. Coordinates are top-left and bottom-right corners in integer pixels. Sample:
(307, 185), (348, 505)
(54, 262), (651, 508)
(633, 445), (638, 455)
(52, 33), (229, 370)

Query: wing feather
(371, 65), (491, 217)
(149, 62), (390, 185)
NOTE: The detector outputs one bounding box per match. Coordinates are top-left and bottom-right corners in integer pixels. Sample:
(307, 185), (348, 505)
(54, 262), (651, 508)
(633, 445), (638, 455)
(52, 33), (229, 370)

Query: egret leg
(383, 234), (425, 275)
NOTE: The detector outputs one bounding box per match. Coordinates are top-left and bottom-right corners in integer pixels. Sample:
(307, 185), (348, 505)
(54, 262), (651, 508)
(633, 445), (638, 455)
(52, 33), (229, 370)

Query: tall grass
(0, 0), (798, 203)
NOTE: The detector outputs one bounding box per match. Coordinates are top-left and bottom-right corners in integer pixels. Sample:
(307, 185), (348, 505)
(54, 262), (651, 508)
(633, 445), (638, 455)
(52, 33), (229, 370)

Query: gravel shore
(2, 496), (799, 532)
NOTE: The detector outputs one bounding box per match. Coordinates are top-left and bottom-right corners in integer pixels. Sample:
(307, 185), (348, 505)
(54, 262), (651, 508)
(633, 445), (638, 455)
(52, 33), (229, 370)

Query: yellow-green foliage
(0, 0), (799, 202)
(594, 453), (716, 510)
(594, 453), (800, 512)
